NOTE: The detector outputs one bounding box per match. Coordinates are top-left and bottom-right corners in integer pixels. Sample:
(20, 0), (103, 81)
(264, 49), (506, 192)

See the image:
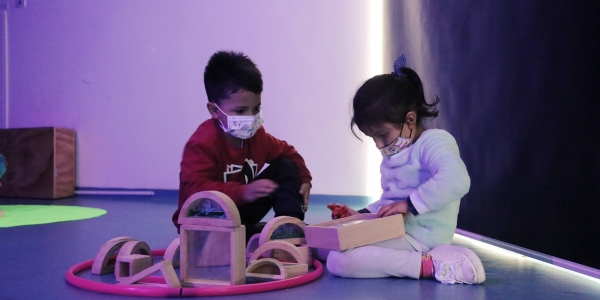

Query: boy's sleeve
(178, 141), (247, 206)
(262, 132), (312, 184)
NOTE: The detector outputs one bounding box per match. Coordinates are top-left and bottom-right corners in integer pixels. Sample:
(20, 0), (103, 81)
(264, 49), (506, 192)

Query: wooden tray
(304, 213), (405, 251)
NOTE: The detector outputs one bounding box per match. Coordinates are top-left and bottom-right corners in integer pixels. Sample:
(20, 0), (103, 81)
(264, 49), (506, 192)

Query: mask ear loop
(211, 103), (231, 131)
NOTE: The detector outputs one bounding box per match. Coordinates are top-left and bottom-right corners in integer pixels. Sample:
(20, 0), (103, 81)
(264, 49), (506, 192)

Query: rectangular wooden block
(180, 224), (246, 286)
(115, 254), (153, 282)
(304, 213), (405, 251)
(0, 127), (75, 199)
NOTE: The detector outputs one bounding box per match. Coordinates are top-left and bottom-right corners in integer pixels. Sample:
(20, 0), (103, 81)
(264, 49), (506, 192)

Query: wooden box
(0, 127), (75, 199)
(304, 213), (405, 251)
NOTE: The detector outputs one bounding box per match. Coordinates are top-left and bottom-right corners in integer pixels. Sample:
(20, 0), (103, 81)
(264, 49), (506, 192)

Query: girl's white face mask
(378, 128), (413, 157)
(214, 104), (263, 139)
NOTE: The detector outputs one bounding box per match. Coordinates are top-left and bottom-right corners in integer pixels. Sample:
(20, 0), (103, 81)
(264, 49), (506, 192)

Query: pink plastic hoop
(66, 249), (323, 297)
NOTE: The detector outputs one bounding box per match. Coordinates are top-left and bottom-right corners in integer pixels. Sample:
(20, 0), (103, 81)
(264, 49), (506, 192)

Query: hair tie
(392, 54), (407, 77)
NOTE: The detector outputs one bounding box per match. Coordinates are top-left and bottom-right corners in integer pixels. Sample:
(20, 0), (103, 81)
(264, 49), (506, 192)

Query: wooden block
(246, 258), (308, 282)
(178, 191), (241, 227)
(118, 240), (151, 257)
(259, 216), (306, 246)
(249, 240), (310, 266)
(119, 260), (181, 288)
(0, 127), (75, 199)
(246, 233), (261, 262)
(115, 254), (152, 282)
(164, 237), (180, 268)
(180, 224), (245, 286)
(91, 237), (136, 275)
(304, 213), (405, 251)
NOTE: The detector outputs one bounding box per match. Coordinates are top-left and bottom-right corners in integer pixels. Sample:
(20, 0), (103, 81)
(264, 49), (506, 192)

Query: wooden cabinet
(0, 127), (75, 199)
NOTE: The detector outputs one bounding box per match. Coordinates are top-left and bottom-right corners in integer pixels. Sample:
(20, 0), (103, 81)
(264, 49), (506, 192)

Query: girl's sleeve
(408, 131), (470, 215)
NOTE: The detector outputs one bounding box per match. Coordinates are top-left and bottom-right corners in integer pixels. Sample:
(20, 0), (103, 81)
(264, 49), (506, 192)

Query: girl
(326, 55), (485, 284)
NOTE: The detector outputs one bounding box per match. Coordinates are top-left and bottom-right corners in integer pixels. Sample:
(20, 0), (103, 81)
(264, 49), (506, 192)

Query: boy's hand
(299, 183), (311, 212)
(243, 179), (278, 202)
(377, 201), (408, 218)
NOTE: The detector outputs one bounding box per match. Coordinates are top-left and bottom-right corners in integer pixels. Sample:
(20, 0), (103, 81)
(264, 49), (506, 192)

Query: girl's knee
(326, 250), (355, 277)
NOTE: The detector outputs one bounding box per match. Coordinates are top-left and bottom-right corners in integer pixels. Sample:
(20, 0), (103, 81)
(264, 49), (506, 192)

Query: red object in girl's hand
(327, 203), (350, 219)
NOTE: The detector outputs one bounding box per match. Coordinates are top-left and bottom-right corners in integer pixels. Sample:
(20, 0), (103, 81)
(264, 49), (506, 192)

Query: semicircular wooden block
(259, 216), (306, 246)
(163, 237), (180, 268)
(246, 233), (261, 261)
(250, 240), (305, 264)
(91, 236), (136, 275)
(245, 258), (286, 281)
(246, 257), (308, 282)
(118, 240), (151, 257)
(177, 190), (241, 227)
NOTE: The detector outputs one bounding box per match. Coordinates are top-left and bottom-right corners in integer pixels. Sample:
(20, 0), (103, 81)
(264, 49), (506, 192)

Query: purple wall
(386, 1), (600, 269)
(5, 0), (380, 195)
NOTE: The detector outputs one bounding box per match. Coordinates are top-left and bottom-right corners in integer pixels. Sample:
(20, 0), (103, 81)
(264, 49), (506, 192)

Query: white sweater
(366, 129), (470, 249)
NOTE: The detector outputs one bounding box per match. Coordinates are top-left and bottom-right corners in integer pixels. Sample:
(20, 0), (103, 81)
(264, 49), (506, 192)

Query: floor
(1, 191), (599, 300)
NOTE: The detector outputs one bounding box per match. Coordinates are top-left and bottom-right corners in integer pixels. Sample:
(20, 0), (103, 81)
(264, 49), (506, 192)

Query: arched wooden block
(246, 233), (261, 262)
(91, 236), (136, 275)
(164, 237), (180, 268)
(250, 240), (307, 266)
(178, 191), (241, 227)
(118, 240), (151, 258)
(259, 216), (306, 246)
(245, 258), (308, 282)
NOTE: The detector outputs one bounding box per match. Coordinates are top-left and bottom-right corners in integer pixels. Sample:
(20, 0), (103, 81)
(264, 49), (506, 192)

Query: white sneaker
(427, 244), (486, 284)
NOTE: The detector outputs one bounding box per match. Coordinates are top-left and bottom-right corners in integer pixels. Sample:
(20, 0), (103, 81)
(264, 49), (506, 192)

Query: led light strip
(455, 229), (600, 283)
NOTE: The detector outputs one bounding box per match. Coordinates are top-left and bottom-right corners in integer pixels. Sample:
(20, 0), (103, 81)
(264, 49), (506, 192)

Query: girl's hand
(299, 183), (311, 212)
(377, 201), (409, 218)
(243, 179), (278, 202)
(327, 203), (359, 219)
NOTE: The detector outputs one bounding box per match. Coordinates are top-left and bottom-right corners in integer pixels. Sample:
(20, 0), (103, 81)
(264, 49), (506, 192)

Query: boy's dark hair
(351, 67), (439, 139)
(203, 51), (263, 103)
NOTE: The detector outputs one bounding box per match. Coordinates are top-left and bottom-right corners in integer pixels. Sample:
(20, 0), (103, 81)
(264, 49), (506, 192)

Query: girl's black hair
(350, 67), (439, 139)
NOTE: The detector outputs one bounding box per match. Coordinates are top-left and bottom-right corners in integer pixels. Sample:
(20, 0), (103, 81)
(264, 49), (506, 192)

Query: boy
(172, 51), (312, 240)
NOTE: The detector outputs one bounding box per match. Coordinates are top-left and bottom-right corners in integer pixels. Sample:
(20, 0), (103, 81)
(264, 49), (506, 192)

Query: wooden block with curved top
(91, 236), (136, 275)
(118, 240), (151, 257)
(250, 240), (311, 266)
(246, 233), (261, 262)
(259, 216), (306, 246)
(164, 237), (180, 268)
(178, 190), (245, 286)
(178, 191), (241, 227)
(246, 258), (308, 282)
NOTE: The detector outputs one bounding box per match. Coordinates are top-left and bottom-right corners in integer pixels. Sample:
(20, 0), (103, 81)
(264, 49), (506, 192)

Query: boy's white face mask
(214, 104), (263, 139)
